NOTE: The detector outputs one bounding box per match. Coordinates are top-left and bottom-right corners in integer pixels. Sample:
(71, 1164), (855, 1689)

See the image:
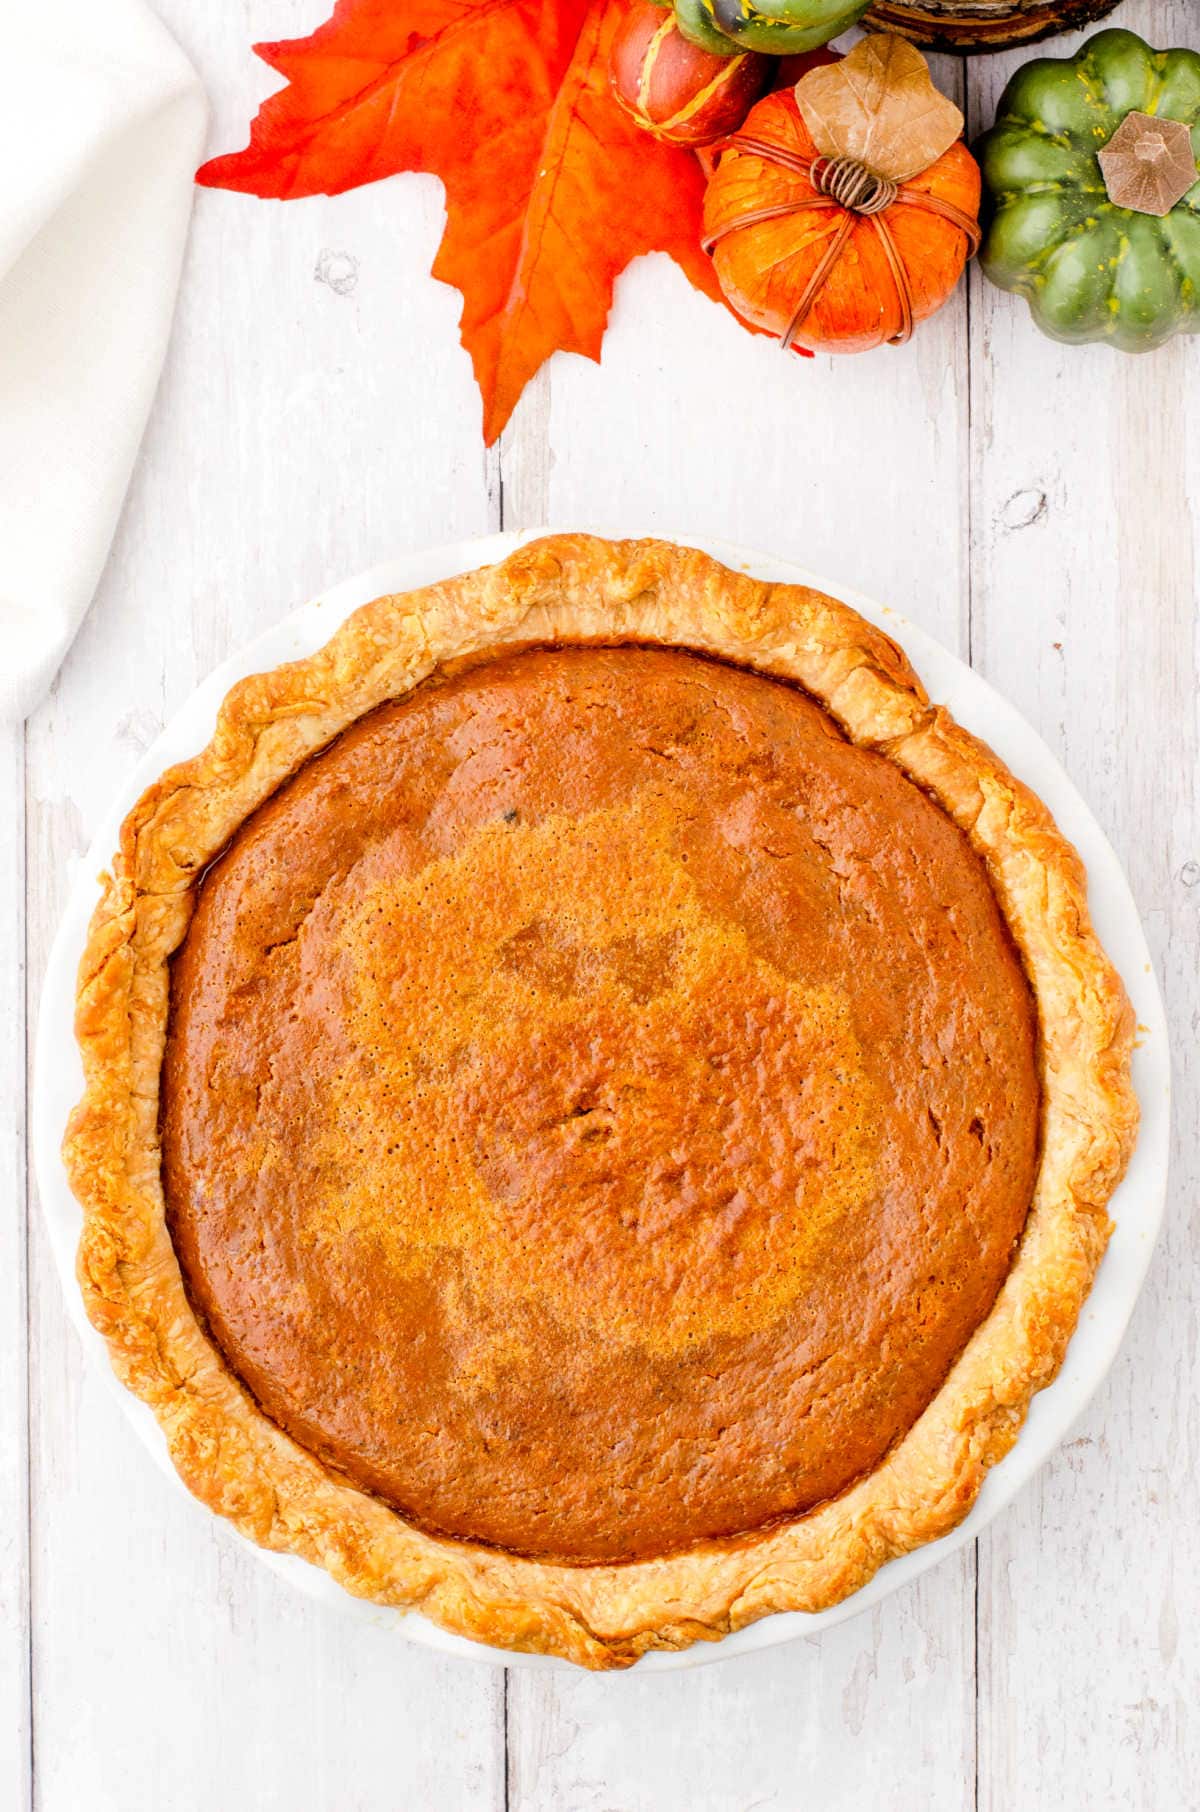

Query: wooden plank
(1, 721), (31, 1812)
(514, 220), (973, 648)
(968, 4), (1200, 1806)
(23, 5), (505, 1807)
(508, 1571), (975, 1811)
(499, 52), (979, 1805)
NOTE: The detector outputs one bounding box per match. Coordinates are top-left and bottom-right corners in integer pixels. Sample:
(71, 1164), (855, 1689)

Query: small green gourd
(978, 28), (1200, 351)
(675, 0), (869, 59)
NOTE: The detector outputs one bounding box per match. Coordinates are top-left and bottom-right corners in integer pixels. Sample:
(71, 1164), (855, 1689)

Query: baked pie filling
(163, 644), (1039, 1565)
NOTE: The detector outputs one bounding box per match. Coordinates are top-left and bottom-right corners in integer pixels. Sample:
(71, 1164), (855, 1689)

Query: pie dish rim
(48, 530), (1155, 1670)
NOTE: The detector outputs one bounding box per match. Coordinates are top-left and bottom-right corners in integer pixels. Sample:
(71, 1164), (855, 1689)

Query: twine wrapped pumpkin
(703, 35), (981, 352)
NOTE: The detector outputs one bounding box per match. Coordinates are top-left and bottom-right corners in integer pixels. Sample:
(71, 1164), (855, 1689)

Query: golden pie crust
(64, 535), (1137, 1668)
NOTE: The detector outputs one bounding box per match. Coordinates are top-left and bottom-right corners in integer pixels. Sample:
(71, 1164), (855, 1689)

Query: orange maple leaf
(199, 0), (727, 443)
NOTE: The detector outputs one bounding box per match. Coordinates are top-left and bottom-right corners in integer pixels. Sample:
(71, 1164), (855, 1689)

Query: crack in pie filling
(66, 537), (1137, 1664)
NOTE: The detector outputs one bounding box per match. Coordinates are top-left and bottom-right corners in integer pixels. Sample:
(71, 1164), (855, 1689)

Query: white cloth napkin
(0, 0), (206, 721)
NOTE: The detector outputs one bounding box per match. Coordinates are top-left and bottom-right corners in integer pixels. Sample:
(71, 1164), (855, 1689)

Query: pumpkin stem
(810, 156), (898, 215)
(1097, 111), (1198, 217)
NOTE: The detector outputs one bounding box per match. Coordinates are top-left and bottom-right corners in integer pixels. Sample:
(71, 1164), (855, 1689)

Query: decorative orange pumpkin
(609, 2), (767, 149)
(703, 40), (981, 353)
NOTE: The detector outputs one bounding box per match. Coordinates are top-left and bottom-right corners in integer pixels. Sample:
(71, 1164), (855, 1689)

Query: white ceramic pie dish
(33, 529), (1170, 1671)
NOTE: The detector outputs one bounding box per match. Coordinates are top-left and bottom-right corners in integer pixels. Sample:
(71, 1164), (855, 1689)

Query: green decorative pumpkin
(673, 0), (742, 56)
(978, 29), (1200, 350)
(675, 0), (869, 58)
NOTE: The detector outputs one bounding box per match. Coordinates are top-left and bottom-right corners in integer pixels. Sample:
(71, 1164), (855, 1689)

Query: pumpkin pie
(64, 535), (1137, 1667)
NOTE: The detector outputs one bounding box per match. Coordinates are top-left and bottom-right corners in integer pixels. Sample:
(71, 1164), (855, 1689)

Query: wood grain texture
(507, 1571), (975, 1812)
(966, 6), (1200, 1808)
(13, 0), (1198, 1805)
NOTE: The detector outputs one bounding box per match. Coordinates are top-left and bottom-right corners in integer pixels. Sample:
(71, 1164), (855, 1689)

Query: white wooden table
(5, 0), (1198, 1805)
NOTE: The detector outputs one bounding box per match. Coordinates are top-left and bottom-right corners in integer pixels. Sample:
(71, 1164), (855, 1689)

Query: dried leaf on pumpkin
(792, 33), (963, 184)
